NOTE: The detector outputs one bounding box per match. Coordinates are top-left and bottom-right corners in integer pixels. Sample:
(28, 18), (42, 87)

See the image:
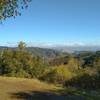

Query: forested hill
(0, 46), (66, 58)
(1, 43), (100, 90)
(26, 47), (61, 57)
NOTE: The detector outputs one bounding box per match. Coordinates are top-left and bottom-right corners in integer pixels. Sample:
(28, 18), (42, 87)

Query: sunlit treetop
(0, 0), (31, 20)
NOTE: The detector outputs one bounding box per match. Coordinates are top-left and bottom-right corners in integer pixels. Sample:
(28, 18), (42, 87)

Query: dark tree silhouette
(0, 0), (31, 20)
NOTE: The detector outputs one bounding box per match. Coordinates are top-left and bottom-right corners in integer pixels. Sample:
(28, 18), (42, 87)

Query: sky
(0, 0), (100, 46)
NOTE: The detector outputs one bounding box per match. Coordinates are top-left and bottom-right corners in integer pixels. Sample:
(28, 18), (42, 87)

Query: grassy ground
(0, 76), (100, 100)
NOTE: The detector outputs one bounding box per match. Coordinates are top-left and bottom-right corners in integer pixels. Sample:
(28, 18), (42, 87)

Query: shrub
(30, 65), (48, 78)
(41, 66), (73, 84)
(65, 68), (100, 89)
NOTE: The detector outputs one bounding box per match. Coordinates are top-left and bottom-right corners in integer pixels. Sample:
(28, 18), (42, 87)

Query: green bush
(65, 68), (100, 89)
(30, 65), (48, 78)
(41, 66), (73, 84)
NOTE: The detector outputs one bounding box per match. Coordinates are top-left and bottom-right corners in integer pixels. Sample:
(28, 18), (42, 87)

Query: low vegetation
(0, 42), (100, 99)
(0, 76), (100, 100)
(41, 65), (73, 84)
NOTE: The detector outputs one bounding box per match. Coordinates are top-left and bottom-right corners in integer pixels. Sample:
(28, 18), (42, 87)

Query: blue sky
(0, 0), (100, 46)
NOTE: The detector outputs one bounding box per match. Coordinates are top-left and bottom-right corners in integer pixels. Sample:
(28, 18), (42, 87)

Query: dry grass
(0, 76), (58, 100)
(0, 76), (100, 100)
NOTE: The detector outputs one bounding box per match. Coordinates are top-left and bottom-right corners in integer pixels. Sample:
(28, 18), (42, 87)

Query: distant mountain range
(0, 46), (62, 59)
(52, 45), (100, 53)
(0, 45), (100, 56)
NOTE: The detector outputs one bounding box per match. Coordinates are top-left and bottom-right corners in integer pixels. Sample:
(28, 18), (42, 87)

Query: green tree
(0, 48), (15, 75)
(18, 41), (26, 51)
(67, 57), (79, 72)
(0, 0), (31, 20)
(41, 66), (73, 84)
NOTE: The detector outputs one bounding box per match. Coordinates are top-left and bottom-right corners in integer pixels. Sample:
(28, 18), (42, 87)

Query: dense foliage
(0, 42), (47, 78)
(0, 0), (31, 20)
(0, 42), (100, 89)
(41, 65), (73, 84)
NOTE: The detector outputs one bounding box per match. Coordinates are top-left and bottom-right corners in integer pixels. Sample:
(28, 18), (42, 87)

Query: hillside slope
(0, 76), (100, 100)
(0, 76), (66, 100)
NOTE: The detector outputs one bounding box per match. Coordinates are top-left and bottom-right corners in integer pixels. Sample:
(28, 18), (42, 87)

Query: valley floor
(0, 76), (100, 100)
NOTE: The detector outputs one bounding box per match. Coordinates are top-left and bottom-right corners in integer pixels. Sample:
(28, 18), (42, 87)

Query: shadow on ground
(10, 90), (86, 100)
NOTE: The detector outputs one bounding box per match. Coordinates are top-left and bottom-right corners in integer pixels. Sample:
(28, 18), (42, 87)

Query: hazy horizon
(0, 41), (100, 48)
